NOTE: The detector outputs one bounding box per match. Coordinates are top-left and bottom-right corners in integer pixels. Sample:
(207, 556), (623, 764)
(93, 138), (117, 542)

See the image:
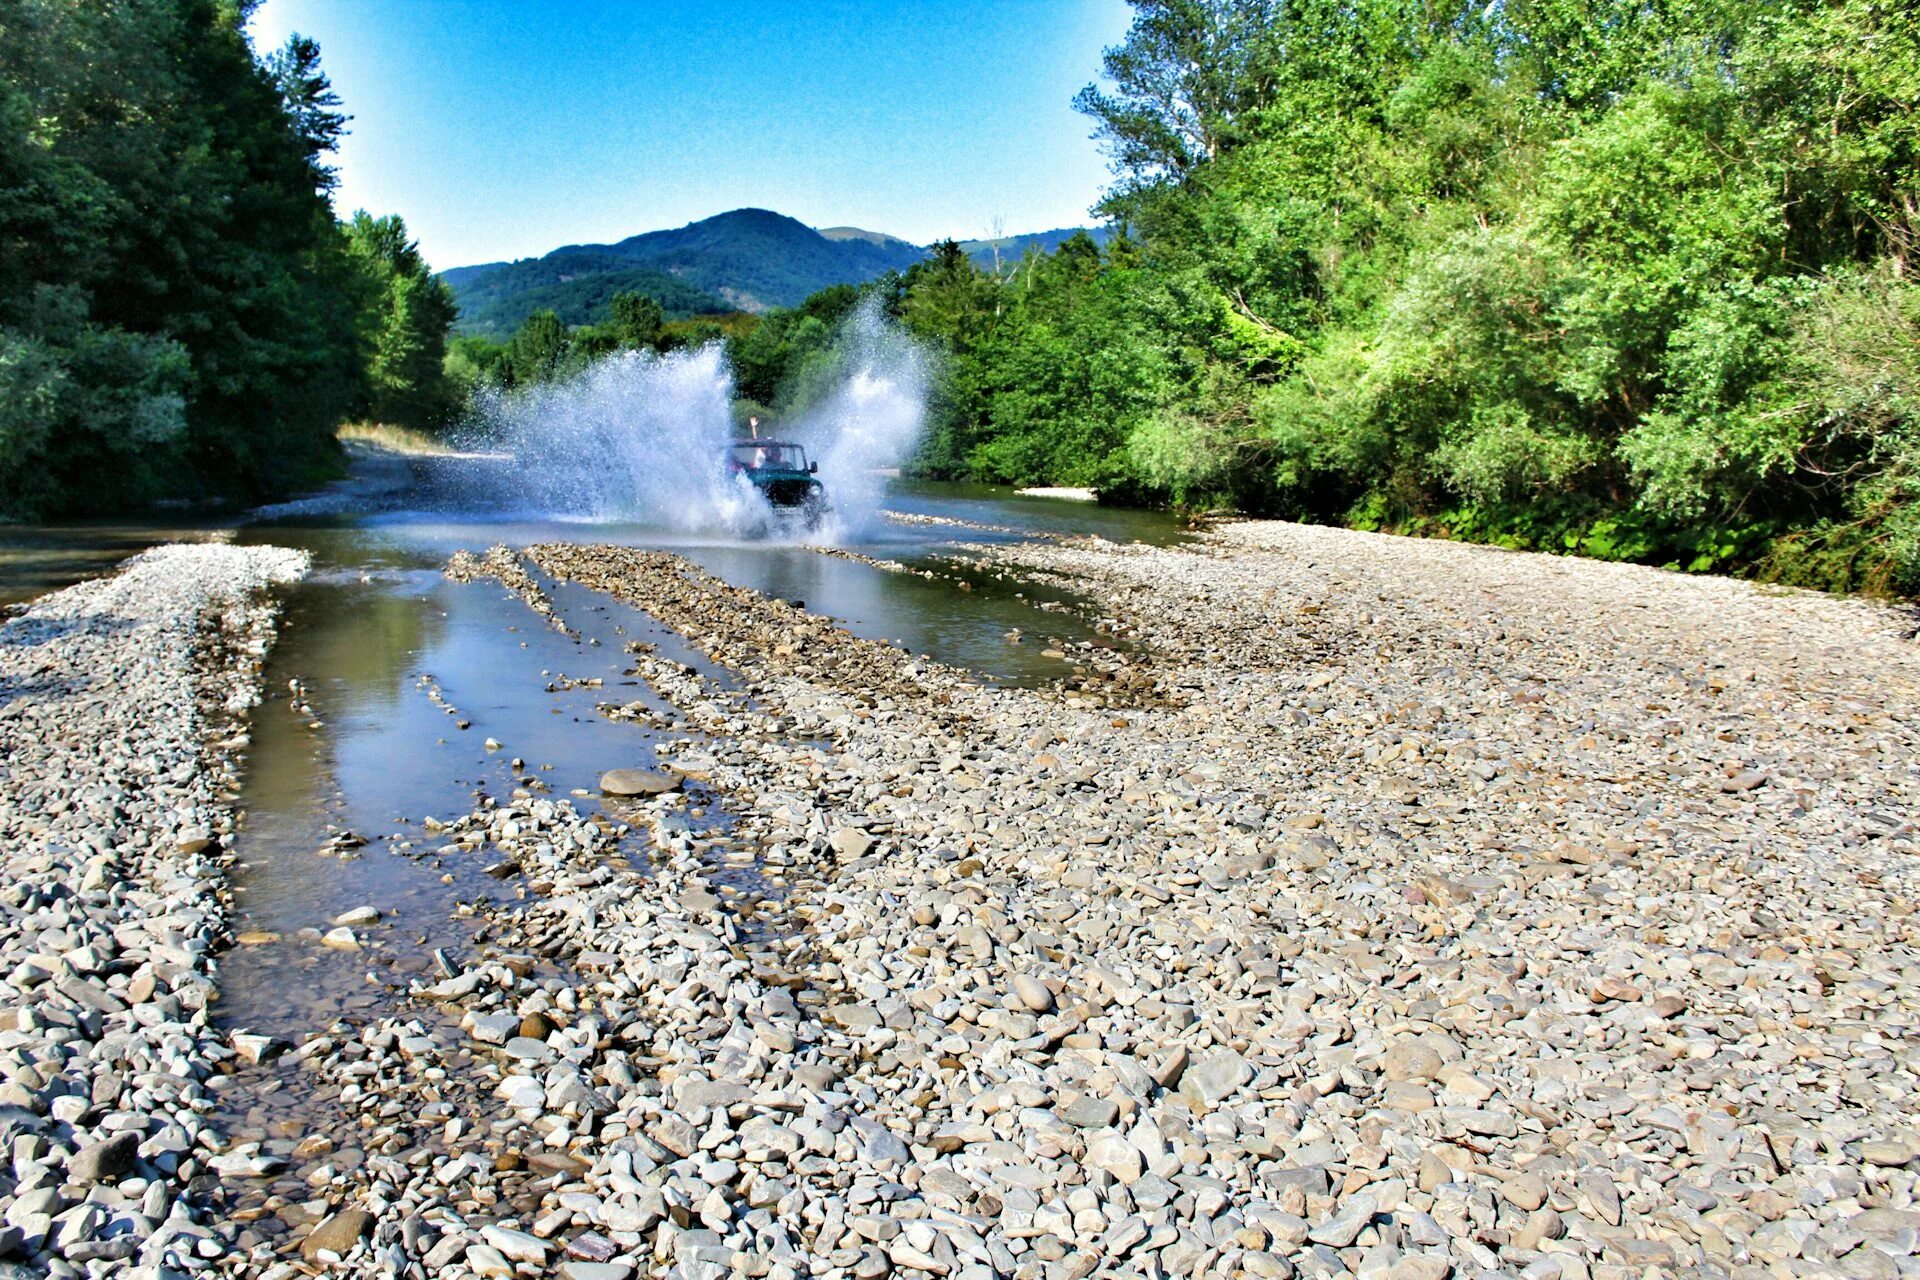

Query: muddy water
(210, 549), (778, 1014)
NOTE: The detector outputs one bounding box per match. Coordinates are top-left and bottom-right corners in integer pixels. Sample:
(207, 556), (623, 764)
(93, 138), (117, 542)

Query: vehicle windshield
(728, 442), (808, 470)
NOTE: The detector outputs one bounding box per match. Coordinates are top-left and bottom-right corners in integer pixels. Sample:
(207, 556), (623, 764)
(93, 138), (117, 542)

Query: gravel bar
(0, 543), (306, 1275)
(17, 521), (1919, 1280)
(241, 525), (1913, 1280)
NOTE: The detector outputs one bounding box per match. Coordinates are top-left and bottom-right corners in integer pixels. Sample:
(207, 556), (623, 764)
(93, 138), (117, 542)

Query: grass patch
(336, 421), (461, 457)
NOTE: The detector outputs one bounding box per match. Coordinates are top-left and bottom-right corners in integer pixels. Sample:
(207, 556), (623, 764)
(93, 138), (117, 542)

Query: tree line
(443, 296), (766, 399)
(11, 0), (1914, 596)
(0, 0), (456, 519)
(764, 0), (1920, 595)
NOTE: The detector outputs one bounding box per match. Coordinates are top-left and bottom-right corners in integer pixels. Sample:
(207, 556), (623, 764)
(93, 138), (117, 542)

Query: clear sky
(247, 0), (1136, 272)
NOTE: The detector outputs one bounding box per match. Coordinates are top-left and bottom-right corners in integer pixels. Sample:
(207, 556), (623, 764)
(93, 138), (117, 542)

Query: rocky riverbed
(0, 543), (307, 1275)
(5, 520), (1919, 1280)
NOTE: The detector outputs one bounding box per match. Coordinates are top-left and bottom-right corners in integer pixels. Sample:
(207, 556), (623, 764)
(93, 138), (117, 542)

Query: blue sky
(248, 0), (1136, 271)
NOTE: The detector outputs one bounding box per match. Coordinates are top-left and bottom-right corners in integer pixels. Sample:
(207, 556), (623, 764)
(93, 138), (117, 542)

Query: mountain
(446, 251), (727, 339)
(443, 209), (1112, 335)
(960, 226), (1114, 273)
(581, 208), (926, 311)
(444, 209), (926, 335)
(441, 261), (509, 291)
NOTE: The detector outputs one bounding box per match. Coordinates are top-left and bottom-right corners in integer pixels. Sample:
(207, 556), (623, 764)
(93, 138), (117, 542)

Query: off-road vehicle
(726, 439), (827, 527)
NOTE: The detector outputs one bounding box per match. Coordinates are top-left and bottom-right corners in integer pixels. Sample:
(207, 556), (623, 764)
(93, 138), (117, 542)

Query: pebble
(598, 768), (681, 796)
(1179, 1048), (1251, 1110)
(1309, 1193), (1378, 1247)
(1382, 1039), (1442, 1082)
(1501, 1173), (1547, 1211)
(67, 1133), (138, 1186)
(1862, 1140), (1916, 1167)
(559, 1264), (632, 1280)
(479, 1224), (547, 1263)
(1010, 973), (1054, 1012)
(230, 1031), (291, 1065)
(300, 1208), (372, 1262)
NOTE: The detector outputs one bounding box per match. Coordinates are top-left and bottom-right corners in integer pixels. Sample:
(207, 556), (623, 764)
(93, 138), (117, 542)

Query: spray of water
(458, 344), (766, 531)
(454, 298), (932, 542)
(784, 296), (933, 541)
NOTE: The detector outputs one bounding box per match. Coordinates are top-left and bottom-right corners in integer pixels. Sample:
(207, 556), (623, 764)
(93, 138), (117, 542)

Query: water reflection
(215, 558), (694, 1032)
(0, 520), (231, 607)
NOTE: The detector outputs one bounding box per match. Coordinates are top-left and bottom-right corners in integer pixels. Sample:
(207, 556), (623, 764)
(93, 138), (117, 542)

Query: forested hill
(567, 208), (928, 309)
(444, 209), (926, 331)
(0, 3), (460, 518)
(442, 253), (726, 339)
(443, 209), (1122, 334)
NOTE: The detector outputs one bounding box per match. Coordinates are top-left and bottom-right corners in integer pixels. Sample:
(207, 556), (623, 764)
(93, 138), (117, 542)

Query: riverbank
(0, 543), (307, 1272)
(7, 517), (1918, 1280)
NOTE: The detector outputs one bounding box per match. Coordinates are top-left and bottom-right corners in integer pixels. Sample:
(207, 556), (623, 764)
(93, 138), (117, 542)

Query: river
(0, 450), (1185, 1216)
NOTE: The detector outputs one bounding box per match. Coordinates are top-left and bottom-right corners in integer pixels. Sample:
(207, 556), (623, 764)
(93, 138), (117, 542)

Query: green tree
(443, 335), (509, 400)
(0, 0), (368, 517)
(725, 284), (859, 404)
(506, 310), (570, 385)
(609, 291), (664, 349)
(346, 211), (457, 428)
(1073, 0), (1282, 187)
(267, 32), (348, 185)
(895, 0), (1920, 591)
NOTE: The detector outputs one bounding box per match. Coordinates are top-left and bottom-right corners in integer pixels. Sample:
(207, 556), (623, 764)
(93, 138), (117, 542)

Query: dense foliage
(0, 0), (454, 519)
(345, 212), (459, 430)
(28, 0), (1905, 596)
(957, 227), (1114, 273)
(865, 0), (1920, 594)
(444, 293), (758, 401)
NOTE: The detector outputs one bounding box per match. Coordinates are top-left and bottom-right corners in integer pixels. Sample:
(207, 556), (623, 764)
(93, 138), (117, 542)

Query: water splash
(458, 345), (767, 532)
(787, 296), (934, 541)
(453, 301), (931, 541)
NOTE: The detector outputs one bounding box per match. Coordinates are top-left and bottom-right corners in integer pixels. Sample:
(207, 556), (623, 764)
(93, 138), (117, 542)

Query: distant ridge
(818, 226), (919, 249)
(959, 226), (1114, 272)
(443, 209), (1112, 335)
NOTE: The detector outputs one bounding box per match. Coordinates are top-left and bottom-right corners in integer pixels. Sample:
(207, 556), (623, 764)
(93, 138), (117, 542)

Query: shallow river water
(7, 459), (1184, 1034)
(1, 457), (1190, 1232)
